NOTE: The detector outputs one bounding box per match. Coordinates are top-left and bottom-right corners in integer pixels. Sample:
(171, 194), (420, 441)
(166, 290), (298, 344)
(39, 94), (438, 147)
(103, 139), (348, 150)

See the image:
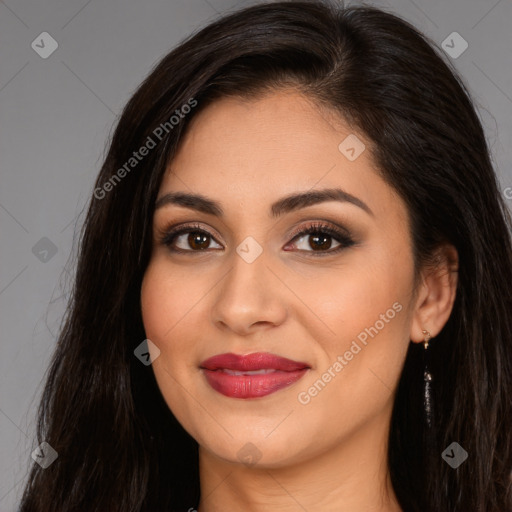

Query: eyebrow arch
(154, 187), (374, 218)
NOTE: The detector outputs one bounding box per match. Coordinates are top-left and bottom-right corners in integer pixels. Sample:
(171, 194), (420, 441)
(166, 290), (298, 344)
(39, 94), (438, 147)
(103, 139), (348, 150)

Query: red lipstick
(200, 352), (310, 399)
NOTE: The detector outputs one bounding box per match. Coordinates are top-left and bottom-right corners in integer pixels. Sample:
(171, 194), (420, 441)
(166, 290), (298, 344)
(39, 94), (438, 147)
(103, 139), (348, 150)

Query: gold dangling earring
(422, 329), (433, 428)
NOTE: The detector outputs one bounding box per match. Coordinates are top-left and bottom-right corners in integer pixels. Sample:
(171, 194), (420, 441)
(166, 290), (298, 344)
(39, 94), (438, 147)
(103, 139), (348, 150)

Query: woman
(19, 1), (512, 511)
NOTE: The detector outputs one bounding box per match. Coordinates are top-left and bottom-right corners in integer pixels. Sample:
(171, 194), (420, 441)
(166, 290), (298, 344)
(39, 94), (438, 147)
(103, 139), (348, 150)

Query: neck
(196, 407), (402, 512)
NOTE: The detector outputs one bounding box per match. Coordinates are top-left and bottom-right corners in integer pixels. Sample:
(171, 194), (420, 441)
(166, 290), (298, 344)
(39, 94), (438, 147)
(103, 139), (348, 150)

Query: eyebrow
(154, 187), (374, 218)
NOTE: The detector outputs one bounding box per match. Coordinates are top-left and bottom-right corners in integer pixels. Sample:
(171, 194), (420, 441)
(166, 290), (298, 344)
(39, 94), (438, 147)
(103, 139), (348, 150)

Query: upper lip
(200, 352), (310, 372)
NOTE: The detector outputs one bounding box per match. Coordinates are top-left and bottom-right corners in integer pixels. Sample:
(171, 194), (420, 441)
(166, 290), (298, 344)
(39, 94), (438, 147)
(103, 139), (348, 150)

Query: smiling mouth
(199, 352), (310, 399)
(201, 367), (309, 398)
(221, 368), (279, 375)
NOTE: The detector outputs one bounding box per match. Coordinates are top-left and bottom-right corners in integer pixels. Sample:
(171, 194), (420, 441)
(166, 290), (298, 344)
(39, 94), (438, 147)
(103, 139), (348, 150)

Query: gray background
(0, 0), (511, 509)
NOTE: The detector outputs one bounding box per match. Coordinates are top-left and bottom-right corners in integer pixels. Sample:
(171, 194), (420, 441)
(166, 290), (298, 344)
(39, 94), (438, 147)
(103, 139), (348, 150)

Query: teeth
(221, 369), (278, 376)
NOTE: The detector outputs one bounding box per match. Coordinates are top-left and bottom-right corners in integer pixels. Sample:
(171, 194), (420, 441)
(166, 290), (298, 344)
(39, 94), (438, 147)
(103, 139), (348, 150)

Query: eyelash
(158, 221), (355, 257)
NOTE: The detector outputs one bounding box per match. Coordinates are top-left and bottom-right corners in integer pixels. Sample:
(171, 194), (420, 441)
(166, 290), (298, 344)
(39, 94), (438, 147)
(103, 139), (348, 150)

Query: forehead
(159, 90), (402, 221)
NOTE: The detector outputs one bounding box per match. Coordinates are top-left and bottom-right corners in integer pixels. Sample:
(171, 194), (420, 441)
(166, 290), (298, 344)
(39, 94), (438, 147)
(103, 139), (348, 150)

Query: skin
(140, 89), (459, 512)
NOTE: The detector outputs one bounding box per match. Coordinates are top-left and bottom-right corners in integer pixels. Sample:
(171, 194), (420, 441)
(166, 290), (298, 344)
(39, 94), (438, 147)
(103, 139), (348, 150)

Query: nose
(211, 252), (287, 336)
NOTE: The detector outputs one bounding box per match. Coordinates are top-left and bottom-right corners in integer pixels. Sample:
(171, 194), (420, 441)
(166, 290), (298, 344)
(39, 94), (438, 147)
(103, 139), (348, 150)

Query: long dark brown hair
(19, 1), (512, 511)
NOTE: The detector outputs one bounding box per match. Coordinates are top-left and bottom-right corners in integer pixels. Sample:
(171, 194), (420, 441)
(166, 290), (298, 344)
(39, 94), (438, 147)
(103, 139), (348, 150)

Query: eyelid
(157, 219), (356, 255)
(156, 221), (222, 248)
(286, 219), (352, 242)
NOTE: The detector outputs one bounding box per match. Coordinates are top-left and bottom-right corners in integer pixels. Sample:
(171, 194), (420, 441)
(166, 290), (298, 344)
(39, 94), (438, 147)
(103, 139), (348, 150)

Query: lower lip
(201, 369), (309, 398)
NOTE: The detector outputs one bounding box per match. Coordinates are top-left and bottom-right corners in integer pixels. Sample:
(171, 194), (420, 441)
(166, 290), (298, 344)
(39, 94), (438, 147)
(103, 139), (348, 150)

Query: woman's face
(141, 89), (422, 468)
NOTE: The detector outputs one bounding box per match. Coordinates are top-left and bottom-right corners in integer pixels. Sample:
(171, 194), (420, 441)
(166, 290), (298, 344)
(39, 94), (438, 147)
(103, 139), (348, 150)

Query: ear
(410, 243), (459, 343)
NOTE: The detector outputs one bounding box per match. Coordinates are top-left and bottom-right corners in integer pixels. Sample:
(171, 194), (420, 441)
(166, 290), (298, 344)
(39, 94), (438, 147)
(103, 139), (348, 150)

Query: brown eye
(185, 231), (213, 250)
(159, 221), (355, 256)
(161, 225), (222, 252)
(293, 232), (340, 251)
(285, 221), (355, 255)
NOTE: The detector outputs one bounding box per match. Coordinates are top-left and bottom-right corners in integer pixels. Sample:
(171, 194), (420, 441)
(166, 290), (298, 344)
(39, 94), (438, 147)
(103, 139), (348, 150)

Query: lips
(199, 352), (310, 399)
(200, 352), (309, 372)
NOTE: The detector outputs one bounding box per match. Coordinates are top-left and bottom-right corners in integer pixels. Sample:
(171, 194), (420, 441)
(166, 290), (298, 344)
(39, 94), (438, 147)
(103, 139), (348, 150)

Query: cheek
(140, 258), (213, 383)
(140, 261), (194, 392)
(295, 245), (413, 402)
(292, 250), (410, 346)
(140, 265), (167, 341)
(140, 262), (200, 427)
(141, 259), (198, 344)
